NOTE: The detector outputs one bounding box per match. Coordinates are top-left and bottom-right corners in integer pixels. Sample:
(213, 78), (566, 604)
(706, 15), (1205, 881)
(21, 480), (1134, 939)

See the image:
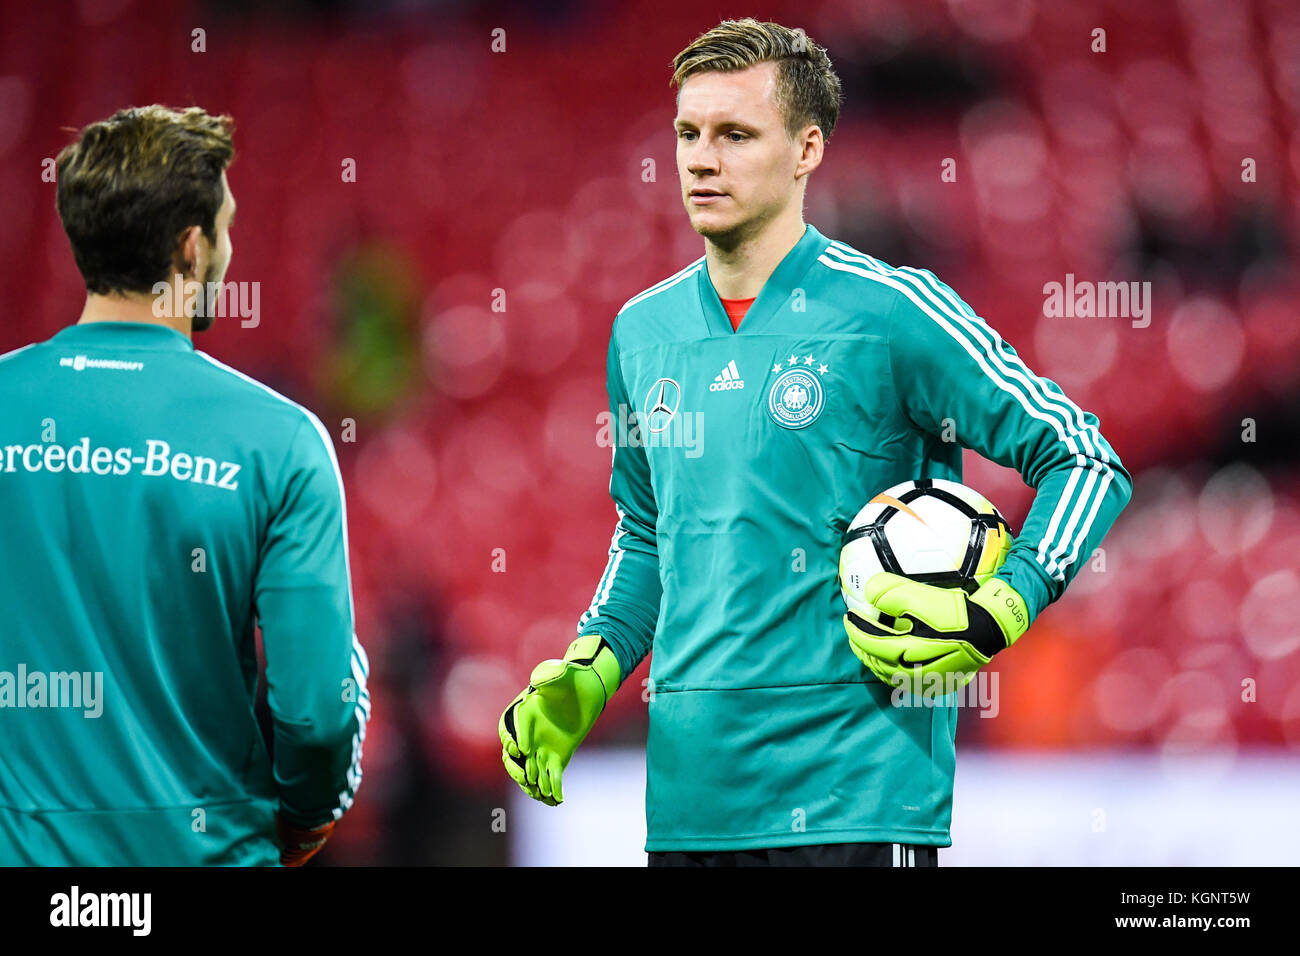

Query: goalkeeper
(500, 19), (1131, 866)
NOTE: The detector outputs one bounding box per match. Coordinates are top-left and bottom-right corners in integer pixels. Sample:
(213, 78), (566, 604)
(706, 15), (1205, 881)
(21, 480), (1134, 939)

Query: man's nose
(686, 140), (719, 175)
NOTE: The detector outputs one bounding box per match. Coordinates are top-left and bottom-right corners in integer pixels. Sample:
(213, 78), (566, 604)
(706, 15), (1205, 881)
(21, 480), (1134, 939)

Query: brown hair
(671, 18), (843, 141)
(55, 105), (234, 296)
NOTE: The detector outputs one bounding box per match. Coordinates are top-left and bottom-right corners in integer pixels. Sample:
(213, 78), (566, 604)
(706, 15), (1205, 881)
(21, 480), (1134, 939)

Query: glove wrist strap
(971, 578), (1030, 647)
(565, 634), (622, 698)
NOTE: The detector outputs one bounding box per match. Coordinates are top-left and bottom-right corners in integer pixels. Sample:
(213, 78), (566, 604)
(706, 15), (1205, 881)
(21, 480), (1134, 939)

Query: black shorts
(648, 842), (939, 867)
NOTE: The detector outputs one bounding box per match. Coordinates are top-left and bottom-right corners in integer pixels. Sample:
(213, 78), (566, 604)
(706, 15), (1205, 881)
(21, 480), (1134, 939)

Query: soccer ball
(839, 478), (1012, 620)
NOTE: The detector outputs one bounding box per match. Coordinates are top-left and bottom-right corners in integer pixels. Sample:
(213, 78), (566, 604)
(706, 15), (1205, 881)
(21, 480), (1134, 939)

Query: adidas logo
(709, 360), (745, 391)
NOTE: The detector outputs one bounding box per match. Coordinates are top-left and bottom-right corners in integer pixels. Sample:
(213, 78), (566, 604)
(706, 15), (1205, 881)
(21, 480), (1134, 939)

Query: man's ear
(795, 125), (825, 180)
(175, 225), (205, 277)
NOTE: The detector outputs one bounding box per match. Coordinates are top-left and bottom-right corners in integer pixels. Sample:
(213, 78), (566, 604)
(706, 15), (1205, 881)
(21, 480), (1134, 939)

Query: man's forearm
(576, 528), (661, 681)
(259, 586), (369, 825)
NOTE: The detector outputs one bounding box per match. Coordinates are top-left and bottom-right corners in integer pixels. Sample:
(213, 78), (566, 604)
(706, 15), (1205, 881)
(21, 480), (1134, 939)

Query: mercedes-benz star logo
(643, 377), (681, 433)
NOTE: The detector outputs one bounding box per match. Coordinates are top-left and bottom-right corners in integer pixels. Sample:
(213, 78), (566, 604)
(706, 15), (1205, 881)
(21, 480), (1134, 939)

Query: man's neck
(77, 289), (194, 340)
(704, 209), (807, 301)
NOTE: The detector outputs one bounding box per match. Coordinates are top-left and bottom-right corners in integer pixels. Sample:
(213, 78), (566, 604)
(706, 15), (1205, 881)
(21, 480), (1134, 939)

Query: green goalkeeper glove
(498, 634), (621, 806)
(844, 573), (1030, 697)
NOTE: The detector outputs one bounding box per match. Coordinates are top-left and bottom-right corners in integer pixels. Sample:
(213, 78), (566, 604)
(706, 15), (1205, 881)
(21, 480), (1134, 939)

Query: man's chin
(192, 265), (228, 334)
(691, 214), (745, 248)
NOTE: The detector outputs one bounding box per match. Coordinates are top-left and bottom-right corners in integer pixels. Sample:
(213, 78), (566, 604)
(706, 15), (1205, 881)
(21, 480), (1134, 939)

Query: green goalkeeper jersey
(578, 224), (1132, 852)
(0, 322), (369, 866)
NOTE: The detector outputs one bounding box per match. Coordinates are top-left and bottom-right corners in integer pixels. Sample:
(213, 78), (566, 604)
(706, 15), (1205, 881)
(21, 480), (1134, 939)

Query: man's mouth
(690, 188), (727, 205)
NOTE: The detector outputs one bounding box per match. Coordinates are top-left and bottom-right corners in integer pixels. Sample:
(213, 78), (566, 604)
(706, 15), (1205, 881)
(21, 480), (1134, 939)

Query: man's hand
(499, 634), (621, 805)
(276, 814), (336, 867)
(844, 572), (1029, 697)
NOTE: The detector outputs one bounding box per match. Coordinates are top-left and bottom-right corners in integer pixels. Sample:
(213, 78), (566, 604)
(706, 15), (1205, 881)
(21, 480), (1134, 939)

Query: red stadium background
(3, 0), (1299, 864)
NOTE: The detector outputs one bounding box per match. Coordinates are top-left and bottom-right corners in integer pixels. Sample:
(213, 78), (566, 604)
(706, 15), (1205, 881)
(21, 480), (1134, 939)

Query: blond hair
(671, 18), (843, 141)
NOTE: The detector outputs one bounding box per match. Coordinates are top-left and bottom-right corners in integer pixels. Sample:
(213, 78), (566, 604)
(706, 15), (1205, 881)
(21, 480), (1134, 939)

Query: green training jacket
(0, 322), (369, 865)
(577, 224), (1132, 852)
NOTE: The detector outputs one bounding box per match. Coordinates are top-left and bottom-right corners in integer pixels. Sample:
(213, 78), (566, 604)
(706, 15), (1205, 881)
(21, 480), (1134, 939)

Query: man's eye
(678, 130), (696, 141)
(728, 132), (747, 142)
